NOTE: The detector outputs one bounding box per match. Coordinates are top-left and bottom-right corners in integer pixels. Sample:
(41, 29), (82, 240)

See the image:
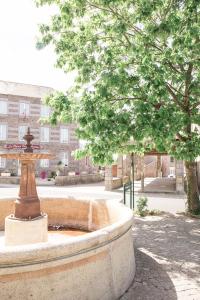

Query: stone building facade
(0, 80), (94, 177)
(105, 154), (184, 193)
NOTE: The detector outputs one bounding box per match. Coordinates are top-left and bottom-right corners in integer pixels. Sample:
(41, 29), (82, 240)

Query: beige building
(0, 80), (93, 177)
(105, 154), (184, 193)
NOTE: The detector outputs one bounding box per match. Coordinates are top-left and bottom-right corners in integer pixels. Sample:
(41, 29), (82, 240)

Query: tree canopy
(36, 0), (200, 163)
(36, 0), (200, 213)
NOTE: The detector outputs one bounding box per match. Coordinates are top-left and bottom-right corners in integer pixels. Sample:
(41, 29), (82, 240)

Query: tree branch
(167, 82), (184, 97)
(103, 97), (145, 103)
(166, 62), (182, 74)
(184, 63), (193, 107)
(86, 1), (111, 13)
(123, 33), (132, 46)
(166, 83), (185, 111)
(176, 132), (187, 142)
(190, 102), (200, 111)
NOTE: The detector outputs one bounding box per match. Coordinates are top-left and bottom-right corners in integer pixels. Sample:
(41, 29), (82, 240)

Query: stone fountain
(0, 127), (54, 246)
(0, 128), (135, 299)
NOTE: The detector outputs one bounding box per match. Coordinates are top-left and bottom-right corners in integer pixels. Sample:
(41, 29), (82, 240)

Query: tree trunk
(196, 162), (200, 192)
(156, 155), (162, 177)
(185, 161), (200, 214)
(141, 156), (144, 192)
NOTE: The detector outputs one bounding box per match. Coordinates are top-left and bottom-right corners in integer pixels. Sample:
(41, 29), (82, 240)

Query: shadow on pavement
(138, 177), (176, 193)
(121, 214), (200, 299)
(121, 248), (177, 300)
(133, 214), (200, 280)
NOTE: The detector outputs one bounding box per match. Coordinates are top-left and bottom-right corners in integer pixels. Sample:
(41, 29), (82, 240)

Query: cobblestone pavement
(121, 214), (200, 300)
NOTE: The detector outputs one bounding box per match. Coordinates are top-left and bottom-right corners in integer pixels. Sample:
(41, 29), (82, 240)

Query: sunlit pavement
(128, 192), (186, 214)
(0, 182), (122, 201)
(0, 180), (186, 213)
(134, 177), (176, 193)
(121, 177), (186, 213)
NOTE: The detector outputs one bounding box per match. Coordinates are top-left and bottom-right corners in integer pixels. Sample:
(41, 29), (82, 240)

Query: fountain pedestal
(4, 156), (50, 246)
(5, 214), (48, 246)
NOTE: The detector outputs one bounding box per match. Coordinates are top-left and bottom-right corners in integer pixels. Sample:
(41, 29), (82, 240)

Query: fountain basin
(0, 197), (135, 300)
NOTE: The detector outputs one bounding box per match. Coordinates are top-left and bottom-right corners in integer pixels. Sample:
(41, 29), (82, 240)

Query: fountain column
(15, 159), (40, 219)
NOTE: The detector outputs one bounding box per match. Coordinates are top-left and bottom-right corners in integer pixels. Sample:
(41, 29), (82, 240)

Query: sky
(0, 0), (74, 91)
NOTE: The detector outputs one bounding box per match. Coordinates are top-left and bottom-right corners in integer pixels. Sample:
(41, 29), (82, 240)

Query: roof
(0, 80), (54, 98)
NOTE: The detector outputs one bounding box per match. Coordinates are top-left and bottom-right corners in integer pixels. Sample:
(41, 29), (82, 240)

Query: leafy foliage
(136, 196), (148, 217)
(36, 0), (200, 165)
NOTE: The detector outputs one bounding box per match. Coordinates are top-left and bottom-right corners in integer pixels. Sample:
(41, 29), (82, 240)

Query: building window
(61, 152), (69, 166)
(40, 127), (49, 143)
(170, 157), (175, 163)
(0, 100), (7, 114)
(40, 159), (49, 168)
(60, 128), (68, 143)
(0, 124), (7, 140)
(19, 102), (29, 117)
(41, 105), (50, 118)
(19, 125), (28, 142)
(0, 152), (6, 168)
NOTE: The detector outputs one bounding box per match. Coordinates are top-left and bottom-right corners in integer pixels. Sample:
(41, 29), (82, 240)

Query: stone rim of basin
(0, 198), (133, 267)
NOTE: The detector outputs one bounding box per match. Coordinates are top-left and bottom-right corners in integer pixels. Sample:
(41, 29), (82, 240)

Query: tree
(36, 0), (200, 214)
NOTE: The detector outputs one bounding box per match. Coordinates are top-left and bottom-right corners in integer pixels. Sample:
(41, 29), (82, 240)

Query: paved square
(121, 214), (200, 300)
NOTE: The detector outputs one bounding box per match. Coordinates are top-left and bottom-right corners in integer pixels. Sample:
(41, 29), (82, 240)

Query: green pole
(131, 152), (135, 210)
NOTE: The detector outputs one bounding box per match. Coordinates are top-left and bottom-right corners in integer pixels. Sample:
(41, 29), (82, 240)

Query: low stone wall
(0, 176), (20, 184)
(105, 176), (130, 191)
(112, 177), (123, 189)
(55, 173), (104, 186)
(0, 197), (135, 300)
(0, 174), (104, 186)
